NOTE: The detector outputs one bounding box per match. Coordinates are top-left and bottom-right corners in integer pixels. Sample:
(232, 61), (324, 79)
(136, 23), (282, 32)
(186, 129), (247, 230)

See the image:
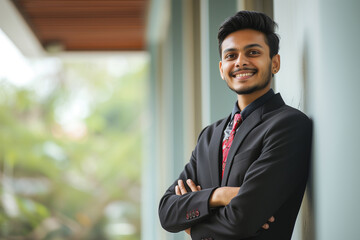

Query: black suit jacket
(159, 93), (312, 240)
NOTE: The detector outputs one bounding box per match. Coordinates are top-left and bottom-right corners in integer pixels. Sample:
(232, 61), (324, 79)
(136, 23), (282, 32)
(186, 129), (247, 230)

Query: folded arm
(159, 114), (312, 239)
(175, 179), (275, 235)
(190, 115), (312, 239)
(158, 146), (218, 233)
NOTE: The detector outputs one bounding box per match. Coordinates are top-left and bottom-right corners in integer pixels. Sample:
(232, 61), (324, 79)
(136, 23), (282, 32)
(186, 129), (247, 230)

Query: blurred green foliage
(0, 57), (147, 239)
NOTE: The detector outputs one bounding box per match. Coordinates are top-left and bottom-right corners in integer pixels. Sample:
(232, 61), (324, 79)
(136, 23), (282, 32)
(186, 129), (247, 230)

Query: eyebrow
(222, 44), (264, 55)
(244, 43), (263, 49)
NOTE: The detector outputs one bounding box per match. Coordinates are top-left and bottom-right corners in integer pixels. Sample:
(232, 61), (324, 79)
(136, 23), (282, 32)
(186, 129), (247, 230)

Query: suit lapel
(208, 115), (230, 187)
(221, 108), (262, 186)
(220, 93), (285, 186)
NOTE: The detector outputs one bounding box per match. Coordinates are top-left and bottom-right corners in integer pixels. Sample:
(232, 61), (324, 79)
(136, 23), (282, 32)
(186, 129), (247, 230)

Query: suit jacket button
(195, 210), (200, 217)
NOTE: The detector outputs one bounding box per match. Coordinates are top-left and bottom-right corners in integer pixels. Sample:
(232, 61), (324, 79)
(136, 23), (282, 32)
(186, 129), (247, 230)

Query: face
(219, 29), (280, 96)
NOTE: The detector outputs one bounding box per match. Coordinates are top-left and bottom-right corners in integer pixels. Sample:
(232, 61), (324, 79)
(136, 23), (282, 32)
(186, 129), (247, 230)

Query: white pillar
(200, 0), (238, 126)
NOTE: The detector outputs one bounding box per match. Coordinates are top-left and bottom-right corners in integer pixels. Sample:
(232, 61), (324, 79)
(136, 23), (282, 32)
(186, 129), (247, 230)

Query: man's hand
(175, 179), (201, 195)
(209, 186), (275, 230)
(209, 186), (240, 207)
(175, 179), (201, 235)
(175, 179), (275, 232)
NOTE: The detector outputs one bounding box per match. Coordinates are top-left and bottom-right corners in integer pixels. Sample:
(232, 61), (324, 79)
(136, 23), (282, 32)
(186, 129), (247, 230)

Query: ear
(271, 54), (280, 74)
(219, 61), (224, 80)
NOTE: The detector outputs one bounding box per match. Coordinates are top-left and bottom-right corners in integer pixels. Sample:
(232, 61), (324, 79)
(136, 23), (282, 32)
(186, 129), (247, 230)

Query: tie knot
(234, 113), (241, 123)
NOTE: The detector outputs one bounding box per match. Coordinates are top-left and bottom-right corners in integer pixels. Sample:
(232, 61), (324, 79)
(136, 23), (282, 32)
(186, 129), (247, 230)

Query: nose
(235, 53), (248, 67)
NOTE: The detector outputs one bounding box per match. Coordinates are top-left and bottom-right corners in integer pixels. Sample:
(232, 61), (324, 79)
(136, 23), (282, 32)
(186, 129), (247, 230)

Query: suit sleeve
(158, 127), (218, 233)
(190, 114), (313, 239)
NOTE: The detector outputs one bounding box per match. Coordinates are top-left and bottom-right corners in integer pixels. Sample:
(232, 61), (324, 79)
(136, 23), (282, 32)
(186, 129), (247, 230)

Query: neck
(237, 87), (270, 110)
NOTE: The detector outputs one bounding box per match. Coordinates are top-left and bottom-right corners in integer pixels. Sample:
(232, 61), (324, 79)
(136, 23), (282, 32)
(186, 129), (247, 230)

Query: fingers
(186, 179), (199, 192)
(175, 185), (181, 195)
(175, 179), (202, 195)
(178, 180), (187, 195)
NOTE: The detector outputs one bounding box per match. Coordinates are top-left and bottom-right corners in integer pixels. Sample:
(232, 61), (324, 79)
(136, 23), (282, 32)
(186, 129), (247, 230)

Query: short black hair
(218, 11), (280, 58)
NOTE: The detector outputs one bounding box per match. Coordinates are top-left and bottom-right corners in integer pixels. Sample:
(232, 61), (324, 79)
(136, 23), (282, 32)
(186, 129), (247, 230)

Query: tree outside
(0, 53), (148, 240)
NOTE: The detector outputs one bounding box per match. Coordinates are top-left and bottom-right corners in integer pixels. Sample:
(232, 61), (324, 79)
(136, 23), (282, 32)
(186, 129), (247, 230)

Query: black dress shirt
(223, 89), (275, 141)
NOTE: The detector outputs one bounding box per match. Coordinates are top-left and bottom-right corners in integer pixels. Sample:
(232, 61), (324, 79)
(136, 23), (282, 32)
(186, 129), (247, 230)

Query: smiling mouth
(234, 72), (254, 77)
(232, 71), (256, 80)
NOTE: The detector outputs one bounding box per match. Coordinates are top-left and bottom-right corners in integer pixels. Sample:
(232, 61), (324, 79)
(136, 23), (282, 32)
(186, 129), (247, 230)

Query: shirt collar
(231, 89), (275, 121)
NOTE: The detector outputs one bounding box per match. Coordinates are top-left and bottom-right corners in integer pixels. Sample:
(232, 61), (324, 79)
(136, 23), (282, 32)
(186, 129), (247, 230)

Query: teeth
(235, 73), (253, 77)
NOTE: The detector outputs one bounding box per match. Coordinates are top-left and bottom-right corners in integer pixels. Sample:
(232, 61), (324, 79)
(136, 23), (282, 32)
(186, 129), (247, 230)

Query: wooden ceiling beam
(12, 0), (148, 51)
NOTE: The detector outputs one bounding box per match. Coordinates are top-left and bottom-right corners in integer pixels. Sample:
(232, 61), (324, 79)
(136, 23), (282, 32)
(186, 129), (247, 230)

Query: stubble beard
(227, 64), (272, 95)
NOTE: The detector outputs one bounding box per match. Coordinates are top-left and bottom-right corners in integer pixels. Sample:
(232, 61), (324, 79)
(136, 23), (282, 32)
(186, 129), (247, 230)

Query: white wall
(274, 0), (360, 239)
(0, 0), (44, 57)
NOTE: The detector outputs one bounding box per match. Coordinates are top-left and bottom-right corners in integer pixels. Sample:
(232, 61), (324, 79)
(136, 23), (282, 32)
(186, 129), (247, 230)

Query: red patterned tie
(222, 113), (242, 179)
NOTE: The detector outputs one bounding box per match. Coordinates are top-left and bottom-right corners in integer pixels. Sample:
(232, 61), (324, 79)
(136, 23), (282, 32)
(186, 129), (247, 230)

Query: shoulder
(196, 116), (228, 142)
(262, 104), (312, 137)
(279, 105), (311, 125)
(262, 93), (310, 123)
(263, 98), (310, 122)
(206, 117), (227, 131)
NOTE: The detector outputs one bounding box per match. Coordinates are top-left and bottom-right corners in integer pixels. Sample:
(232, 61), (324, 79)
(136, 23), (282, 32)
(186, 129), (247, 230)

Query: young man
(159, 11), (312, 240)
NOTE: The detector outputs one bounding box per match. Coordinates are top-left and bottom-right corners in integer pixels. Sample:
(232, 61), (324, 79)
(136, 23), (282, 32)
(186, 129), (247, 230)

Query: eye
(225, 53), (236, 59)
(248, 50), (261, 56)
